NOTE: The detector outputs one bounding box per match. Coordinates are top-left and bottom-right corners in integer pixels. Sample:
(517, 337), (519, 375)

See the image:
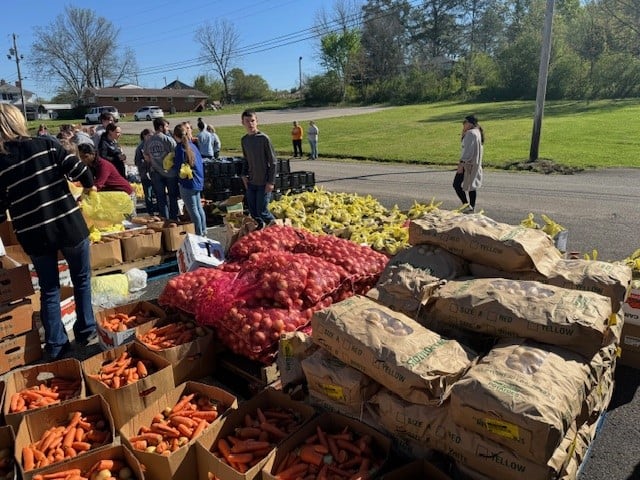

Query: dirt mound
(504, 158), (584, 174)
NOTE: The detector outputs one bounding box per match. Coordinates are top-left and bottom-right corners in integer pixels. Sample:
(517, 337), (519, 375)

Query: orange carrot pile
(210, 406), (306, 473)
(271, 425), (382, 480)
(0, 447), (14, 477)
(100, 306), (160, 332)
(129, 392), (225, 455)
(32, 459), (134, 480)
(9, 378), (82, 413)
(21, 411), (111, 471)
(86, 351), (155, 389)
(138, 321), (207, 350)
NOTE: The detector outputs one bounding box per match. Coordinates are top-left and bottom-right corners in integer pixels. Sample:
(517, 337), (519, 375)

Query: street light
(298, 56), (303, 91)
(7, 33), (27, 120)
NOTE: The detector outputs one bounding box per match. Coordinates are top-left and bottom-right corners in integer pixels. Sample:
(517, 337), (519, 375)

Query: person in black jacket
(98, 123), (127, 178)
(0, 103), (98, 360)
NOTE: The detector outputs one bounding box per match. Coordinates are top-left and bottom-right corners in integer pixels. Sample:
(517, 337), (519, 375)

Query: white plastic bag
(126, 268), (148, 293)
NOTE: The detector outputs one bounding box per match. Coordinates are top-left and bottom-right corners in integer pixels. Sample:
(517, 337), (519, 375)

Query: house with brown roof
(81, 84), (208, 115)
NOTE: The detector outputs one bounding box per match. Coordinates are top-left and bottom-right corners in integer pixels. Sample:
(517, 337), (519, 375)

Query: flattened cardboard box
(0, 256), (34, 304)
(0, 298), (33, 340)
(0, 329), (42, 376)
(95, 300), (166, 350)
(196, 387), (316, 480)
(15, 394), (115, 480)
(119, 381), (238, 480)
(135, 318), (217, 385)
(0, 424), (16, 480)
(26, 445), (145, 480)
(82, 342), (174, 429)
(261, 412), (391, 480)
(89, 237), (123, 269)
(3, 357), (85, 431)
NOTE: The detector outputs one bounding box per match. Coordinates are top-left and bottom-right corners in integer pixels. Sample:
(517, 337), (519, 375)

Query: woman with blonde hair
(173, 123), (207, 235)
(0, 104), (97, 360)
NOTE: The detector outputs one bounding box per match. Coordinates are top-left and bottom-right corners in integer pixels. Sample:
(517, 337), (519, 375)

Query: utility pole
(7, 33), (27, 120)
(529, 0), (555, 162)
(298, 56), (303, 91)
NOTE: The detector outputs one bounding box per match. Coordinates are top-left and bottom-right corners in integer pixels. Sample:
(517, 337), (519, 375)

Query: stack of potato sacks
(302, 209), (631, 480)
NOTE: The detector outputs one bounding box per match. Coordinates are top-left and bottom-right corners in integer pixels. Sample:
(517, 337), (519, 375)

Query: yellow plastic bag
(91, 273), (130, 307)
(81, 191), (133, 227)
(163, 152), (175, 171)
(179, 163), (193, 179)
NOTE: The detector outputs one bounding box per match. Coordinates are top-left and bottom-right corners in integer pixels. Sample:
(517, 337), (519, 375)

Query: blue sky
(1, 0), (331, 99)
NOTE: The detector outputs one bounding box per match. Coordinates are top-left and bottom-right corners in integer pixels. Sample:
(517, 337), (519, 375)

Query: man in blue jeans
(240, 110), (276, 228)
(144, 118), (179, 219)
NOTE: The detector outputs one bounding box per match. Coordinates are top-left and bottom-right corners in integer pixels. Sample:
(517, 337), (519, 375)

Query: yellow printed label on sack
(609, 313), (618, 326)
(320, 383), (346, 401)
(281, 339), (293, 358)
(483, 418), (520, 440)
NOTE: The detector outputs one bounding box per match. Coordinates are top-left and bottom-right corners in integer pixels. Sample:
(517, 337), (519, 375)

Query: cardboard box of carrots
(119, 380), (238, 480)
(96, 300), (166, 350)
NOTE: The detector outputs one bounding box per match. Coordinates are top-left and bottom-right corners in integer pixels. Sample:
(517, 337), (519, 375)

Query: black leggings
(453, 172), (476, 208)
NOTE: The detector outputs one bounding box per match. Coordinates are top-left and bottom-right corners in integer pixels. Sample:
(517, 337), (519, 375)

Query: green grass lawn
(31, 98), (640, 169)
(215, 99), (640, 169)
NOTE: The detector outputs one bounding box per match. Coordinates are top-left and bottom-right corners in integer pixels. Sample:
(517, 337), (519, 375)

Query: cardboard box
(0, 220), (19, 246)
(3, 358), (85, 431)
(619, 322), (640, 369)
(27, 445), (145, 480)
(177, 233), (224, 273)
(135, 318), (217, 385)
(15, 395), (115, 480)
(196, 387), (316, 480)
(0, 256), (34, 304)
(380, 459), (452, 480)
(261, 412), (391, 480)
(0, 298), (33, 340)
(0, 329), (42, 376)
(622, 285), (640, 326)
(82, 342), (174, 429)
(114, 231), (163, 262)
(120, 381), (238, 480)
(95, 301), (166, 350)
(90, 237), (123, 269)
(152, 221), (196, 252)
(0, 424), (16, 480)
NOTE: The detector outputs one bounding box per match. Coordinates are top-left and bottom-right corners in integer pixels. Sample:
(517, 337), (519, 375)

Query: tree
(193, 74), (225, 102)
(28, 6), (137, 102)
(194, 19), (240, 103)
(228, 68), (271, 101)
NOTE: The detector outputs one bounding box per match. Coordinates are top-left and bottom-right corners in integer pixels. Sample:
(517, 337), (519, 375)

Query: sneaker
(43, 341), (73, 362)
(75, 330), (98, 347)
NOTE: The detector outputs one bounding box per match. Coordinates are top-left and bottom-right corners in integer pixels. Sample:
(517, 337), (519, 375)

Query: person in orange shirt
(291, 120), (303, 158)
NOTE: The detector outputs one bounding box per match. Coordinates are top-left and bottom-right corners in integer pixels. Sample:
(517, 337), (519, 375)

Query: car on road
(85, 106), (120, 124)
(133, 106), (164, 121)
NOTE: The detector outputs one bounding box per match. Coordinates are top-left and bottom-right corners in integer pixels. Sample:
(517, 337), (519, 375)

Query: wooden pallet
(92, 253), (177, 277)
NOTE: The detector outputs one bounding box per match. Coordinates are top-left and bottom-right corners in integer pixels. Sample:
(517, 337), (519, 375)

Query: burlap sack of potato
(408, 211), (562, 276)
(469, 258), (632, 311)
(431, 411), (559, 480)
(311, 295), (477, 406)
(419, 278), (613, 358)
(449, 338), (594, 465)
(301, 348), (379, 408)
(366, 387), (448, 445)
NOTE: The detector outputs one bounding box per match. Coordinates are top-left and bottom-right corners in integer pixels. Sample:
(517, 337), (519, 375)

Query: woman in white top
(307, 120), (319, 159)
(453, 115), (484, 212)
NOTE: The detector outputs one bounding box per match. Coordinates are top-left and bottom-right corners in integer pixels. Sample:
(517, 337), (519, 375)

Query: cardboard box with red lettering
(120, 381), (238, 480)
(82, 342), (174, 429)
(95, 300), (166, 350)
(177, 233), (224, 273)
(3, 358), (85, 431)
(620, 282), (640, 368)
(0, 329), (42, 376)
(196, 387), (316, 480)
(15, 394), (115, 480)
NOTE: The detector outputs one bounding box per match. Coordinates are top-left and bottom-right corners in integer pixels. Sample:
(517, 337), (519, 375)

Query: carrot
(22, 446), (35, 470)
(129, 432), (163, 445)
(71, 441), (91, 452)
(151, 423), (181, 438)
(227, 452), (253, 464)
(217, 439), (239, 469)
(172, 393), (195, 413)
(276, 462), (308, 480)
(260, 421), (288, 439)
(299, 444), (324, 467)
(191, 418), (208, 439)
(190, 410), (219, 421)
(231, 440), (272, 453)
(316, 426), (330, 450)
(62, 427), (76, 448)
(136, 360), (148, 377)
(336, 438), (362, 455)
(176, 423), (193, 438)
(42, 468), (82, 478)
(236, 426), (262, 439)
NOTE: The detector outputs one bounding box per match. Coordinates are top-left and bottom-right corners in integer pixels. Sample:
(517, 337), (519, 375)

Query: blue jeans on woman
(246, 183), (275, 226)
(179, 185), (207, 236)
(151, 172), (180, 220)
(30, 238), (96, 358)
(309, 140), (318, 159)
